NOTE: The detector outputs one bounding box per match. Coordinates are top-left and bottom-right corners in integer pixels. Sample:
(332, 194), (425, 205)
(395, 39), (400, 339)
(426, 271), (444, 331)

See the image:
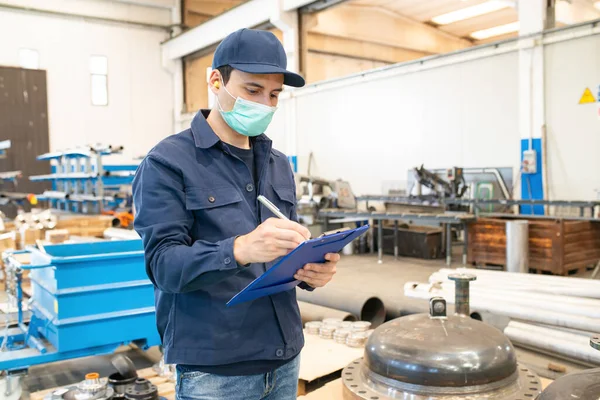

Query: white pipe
(434, 281), (600, 308)
(438, 268), (600, 287)
(407, 283), (600, 318)
(507, 321), (591, 339)
(505, 324), (600, 365)
(430, 272), (600, 298)
(429, 278), (600, 299)
(404, 284), (600, 332)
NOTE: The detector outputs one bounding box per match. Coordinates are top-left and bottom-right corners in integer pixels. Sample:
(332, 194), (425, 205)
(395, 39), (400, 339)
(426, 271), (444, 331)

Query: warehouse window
(19, 49), (39, 69)
(90, 55), (108, 106)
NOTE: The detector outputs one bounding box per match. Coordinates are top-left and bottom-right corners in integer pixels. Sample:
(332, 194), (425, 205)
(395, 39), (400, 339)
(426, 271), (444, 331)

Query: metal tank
(342, 273), (543, 400)
(535, 332), (600, 399)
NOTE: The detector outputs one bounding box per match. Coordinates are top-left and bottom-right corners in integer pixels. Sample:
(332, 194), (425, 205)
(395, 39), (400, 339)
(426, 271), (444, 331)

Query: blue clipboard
(226, 224), (369, 307)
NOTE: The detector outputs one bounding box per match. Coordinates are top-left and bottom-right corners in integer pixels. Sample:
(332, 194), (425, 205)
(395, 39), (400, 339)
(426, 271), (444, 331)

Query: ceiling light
(431, 1), (510, 25)
(470, 21), (520, 39)
(595, 1), (600, 11)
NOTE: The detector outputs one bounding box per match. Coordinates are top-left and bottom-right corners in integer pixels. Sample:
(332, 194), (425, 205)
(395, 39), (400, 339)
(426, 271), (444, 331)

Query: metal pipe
(504, 323), (600, 365)
(506, 220), (529, 273)
(296, 287), (386, 327)
(438, 268), (600, 286)
(429, 283), (600, 316)
(404, 284), (600, 332)
(409, 281), (600, 318)
(448, 273), (475, 316)
(297, 301), (357, 324)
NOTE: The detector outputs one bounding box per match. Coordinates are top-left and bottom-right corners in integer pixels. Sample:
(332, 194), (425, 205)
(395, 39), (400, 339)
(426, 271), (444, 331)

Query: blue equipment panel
(0, 239), (160, 372)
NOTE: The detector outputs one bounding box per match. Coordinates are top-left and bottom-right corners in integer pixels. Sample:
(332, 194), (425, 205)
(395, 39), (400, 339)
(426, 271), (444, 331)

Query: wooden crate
(467, 217), (600, 275)
(55, 215), (114, 237)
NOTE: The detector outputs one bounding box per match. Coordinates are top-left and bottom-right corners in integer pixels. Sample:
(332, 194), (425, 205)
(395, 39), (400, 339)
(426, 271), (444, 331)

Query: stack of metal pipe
(404, 267), (600, 366)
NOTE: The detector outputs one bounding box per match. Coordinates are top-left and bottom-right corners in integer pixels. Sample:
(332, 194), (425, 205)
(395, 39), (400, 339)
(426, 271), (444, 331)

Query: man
(132, 28), (340, 400)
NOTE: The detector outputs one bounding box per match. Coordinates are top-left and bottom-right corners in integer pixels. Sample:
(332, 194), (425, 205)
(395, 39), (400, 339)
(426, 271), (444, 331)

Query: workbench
(319, 209), (475, 266)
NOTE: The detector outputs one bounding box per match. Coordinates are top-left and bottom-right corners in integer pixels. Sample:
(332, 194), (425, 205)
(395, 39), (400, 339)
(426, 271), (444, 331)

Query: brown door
(0, 66), (51, 217)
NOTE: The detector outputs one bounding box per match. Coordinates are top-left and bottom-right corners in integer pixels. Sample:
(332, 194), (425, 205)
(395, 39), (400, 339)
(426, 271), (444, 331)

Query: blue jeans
(175, 355), (301, 400)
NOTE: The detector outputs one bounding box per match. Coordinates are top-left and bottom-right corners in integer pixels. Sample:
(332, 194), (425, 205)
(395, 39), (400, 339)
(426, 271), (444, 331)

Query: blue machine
(29, 145), (138, 214)
(0, 239), (159, 373)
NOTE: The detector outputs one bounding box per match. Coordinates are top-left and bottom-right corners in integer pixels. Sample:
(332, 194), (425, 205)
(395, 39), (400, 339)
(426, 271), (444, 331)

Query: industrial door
(0, 66), (51, 217)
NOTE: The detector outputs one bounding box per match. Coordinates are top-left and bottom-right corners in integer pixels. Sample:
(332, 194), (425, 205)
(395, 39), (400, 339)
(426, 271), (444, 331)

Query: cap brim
(230, 63), (305, 87)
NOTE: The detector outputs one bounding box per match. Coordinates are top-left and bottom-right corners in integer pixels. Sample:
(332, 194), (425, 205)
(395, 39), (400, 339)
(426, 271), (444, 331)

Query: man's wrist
(234, 235), (250, 266)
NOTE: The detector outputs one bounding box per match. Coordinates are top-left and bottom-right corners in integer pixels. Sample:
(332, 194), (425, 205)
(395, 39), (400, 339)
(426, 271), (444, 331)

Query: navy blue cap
(212, 28), (305, 87)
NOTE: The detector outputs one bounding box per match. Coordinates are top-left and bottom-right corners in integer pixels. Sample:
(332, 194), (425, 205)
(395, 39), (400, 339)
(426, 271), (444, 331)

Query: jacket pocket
(185, 186), (242, 210)
(184, 187), (246, 240)
(269, 185), (295, 219)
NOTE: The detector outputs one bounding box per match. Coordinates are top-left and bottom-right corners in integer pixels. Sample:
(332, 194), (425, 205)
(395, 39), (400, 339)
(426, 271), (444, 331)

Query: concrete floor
(2, 252), (596, 397)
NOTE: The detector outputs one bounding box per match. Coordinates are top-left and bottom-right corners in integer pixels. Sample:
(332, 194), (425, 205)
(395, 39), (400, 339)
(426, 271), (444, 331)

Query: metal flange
(342, 359), (542, 400)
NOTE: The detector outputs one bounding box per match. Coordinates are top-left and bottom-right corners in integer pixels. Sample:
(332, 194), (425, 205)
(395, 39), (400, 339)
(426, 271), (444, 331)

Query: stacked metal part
(342, 274), (543, 399)
(304, 317), (374, 348)
(30, 144), (134, 214)
(404, 267), (600, 367)
(44, 355), (166, 400)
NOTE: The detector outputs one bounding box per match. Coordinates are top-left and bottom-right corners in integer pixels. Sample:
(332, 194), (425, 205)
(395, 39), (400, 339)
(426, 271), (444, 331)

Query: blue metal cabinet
(0, 239), (160, 372)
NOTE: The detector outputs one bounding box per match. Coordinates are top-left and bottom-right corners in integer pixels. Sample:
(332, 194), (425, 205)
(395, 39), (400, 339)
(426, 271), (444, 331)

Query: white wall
(0, 8), (174, 164)
(269, 49), (520, 195)
(545, 34), (600, 201)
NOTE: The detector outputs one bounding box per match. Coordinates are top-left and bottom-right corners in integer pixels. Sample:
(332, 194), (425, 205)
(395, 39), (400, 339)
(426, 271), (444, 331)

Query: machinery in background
(30, 144), (137, 222)
(413, 165), (468, 202)
(342, 274), (542, 399)
(408, 165), (512, 212)
(294, 174), (357, 237)
(0, 238), (160, 397)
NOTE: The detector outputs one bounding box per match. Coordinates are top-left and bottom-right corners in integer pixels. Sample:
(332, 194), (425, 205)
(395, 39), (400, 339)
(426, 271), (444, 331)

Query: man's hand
(294, 253), (340, 288)
(234, 218), (311, 265)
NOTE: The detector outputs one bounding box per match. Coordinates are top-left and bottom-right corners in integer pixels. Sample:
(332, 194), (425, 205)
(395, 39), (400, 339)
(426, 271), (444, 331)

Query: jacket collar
(191, 109), (273, 151)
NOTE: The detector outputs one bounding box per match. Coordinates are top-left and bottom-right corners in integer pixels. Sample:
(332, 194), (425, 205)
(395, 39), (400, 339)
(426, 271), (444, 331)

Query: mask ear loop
(216, 77), (237, 113)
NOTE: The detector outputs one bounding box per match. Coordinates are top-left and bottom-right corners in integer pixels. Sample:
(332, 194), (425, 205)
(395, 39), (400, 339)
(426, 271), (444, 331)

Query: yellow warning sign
(579, 88), (596, 104)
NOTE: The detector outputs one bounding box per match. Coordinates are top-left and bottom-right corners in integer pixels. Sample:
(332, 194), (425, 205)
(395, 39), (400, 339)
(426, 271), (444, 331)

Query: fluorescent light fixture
(471, 21), (520, 40)
(595, 1), (600, 11)
(431, 1), (510, 25)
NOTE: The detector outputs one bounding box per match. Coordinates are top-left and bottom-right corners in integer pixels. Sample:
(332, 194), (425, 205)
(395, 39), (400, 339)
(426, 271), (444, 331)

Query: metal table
(445, 199), (600, 218)
(356, 195), (600, 218)
(319, 209), (475, 266)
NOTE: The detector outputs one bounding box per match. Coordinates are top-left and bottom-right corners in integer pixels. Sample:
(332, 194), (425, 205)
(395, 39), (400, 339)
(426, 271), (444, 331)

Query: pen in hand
(258, 195), (312, 239)
(257, 195), (289, 220)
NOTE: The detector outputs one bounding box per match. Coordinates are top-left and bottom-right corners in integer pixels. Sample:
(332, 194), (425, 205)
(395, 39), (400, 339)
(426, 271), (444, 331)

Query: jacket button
(276, 349), (284, 357)
(245, 183), (254, 192)
(224, 257), (231, 265)
(208, 196), (215, 203)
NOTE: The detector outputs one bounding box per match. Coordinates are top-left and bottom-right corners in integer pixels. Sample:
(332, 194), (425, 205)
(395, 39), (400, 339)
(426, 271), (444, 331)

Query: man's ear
(208, 70), (221, 95)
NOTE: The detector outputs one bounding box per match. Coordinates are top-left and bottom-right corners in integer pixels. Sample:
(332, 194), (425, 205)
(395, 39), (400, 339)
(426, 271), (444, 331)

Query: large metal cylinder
(296, 287), (386, 327)
(298, 301), (357, 324)
(505, 220), (529, 273)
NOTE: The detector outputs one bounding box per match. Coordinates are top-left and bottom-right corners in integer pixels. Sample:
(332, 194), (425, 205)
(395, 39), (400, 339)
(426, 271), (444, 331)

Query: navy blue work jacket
(132, 110), (310, 368)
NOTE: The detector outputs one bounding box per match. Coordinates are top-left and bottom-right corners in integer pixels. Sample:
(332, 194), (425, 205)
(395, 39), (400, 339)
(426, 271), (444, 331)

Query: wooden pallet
(30, 367), (175, 400)
(468, 217), (600, 275)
